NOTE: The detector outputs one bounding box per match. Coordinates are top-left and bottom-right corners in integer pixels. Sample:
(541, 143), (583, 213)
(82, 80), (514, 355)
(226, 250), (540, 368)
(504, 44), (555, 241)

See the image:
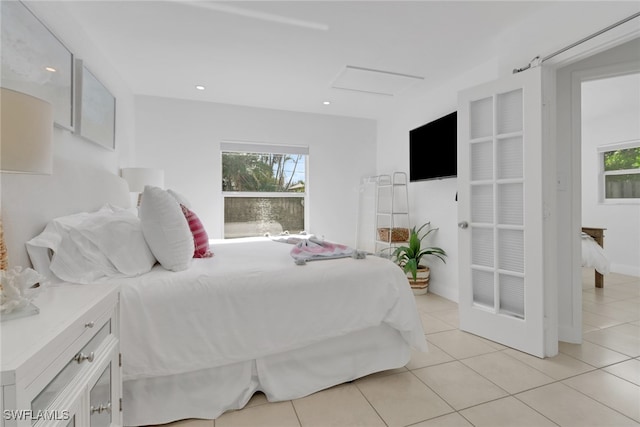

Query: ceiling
(60, 1), (570, 119)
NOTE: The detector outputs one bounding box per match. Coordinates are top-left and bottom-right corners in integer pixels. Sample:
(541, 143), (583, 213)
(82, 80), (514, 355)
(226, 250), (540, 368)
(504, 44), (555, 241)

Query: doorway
(555, 38), (640, 344)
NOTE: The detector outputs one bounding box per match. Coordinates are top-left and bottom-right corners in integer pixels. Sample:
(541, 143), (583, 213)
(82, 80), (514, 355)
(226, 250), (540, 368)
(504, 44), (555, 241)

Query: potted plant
(391, 222), (447, 295)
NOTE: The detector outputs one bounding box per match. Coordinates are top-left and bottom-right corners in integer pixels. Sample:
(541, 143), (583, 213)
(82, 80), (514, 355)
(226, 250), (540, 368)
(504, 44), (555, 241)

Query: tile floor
(160, 270), (640, 427)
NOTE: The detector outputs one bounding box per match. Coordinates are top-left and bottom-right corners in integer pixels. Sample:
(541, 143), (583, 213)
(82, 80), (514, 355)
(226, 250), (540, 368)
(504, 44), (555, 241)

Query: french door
(457, 67), (547, 358)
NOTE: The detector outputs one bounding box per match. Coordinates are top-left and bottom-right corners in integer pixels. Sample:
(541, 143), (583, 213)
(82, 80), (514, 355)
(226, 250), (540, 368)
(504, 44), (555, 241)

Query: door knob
(458, 221), (469, 229)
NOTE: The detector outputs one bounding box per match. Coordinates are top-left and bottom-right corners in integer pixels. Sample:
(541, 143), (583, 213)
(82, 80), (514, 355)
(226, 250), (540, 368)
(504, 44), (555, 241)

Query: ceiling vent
(331, 65), (424, 96)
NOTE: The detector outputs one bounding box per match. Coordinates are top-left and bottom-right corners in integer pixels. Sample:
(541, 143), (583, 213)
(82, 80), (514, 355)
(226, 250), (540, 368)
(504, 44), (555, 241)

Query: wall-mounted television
(409, 111), (457, 182)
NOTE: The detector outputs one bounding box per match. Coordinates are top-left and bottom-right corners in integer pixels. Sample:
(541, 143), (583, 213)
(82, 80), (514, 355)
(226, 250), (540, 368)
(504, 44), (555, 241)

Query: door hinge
(119, 352), (122, 367)
(119, 397), (123, 412)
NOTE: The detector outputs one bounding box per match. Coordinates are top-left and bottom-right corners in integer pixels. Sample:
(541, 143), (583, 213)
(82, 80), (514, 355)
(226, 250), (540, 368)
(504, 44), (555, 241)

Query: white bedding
(582, 232), (610, 275)
(109, 237), (427, 382)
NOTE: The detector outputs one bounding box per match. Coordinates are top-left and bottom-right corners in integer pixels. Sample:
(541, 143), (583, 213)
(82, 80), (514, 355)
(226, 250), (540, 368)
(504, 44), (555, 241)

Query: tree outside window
(600, 141), (640, 201)
(221, 144), (307, 238)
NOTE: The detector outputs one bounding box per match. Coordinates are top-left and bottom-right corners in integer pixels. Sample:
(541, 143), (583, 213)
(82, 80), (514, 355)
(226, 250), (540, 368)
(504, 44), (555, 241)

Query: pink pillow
(180, 204), (213, 258)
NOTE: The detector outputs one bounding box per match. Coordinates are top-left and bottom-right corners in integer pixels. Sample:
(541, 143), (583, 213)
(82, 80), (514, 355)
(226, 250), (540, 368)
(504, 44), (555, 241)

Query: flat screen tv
(409, 111), (457, 182)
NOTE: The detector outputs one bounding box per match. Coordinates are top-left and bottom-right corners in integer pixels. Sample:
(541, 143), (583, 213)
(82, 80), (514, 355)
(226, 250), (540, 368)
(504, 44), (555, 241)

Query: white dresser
(1, 284), (121, 427)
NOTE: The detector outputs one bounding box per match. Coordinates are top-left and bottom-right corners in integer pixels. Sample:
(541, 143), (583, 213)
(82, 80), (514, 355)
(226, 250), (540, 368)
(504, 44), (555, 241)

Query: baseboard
(428, 284), (459, 303)
(611, 263), (640, 278)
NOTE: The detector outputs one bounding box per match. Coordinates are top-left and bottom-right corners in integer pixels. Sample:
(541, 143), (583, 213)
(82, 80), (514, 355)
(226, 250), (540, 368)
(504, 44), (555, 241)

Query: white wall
(376, 60), (498, 301)
(376, 3), (640, 301)
(134, 96), (377, 245)
(581, 73), (640, 276)
(1, 2), (135, 268)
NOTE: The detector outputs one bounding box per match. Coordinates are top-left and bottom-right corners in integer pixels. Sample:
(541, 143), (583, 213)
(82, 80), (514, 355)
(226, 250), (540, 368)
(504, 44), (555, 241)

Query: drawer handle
(74, 352), (95, 363)
(85, 321), (95, 328)
(90, 402), (111, 415)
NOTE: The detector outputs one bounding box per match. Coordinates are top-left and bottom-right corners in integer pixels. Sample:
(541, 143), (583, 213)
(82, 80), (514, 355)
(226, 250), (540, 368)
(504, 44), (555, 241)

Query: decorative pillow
(180, 204), (213, 258)
(139, 186), (193, 271)
(167, 189), (192, 209)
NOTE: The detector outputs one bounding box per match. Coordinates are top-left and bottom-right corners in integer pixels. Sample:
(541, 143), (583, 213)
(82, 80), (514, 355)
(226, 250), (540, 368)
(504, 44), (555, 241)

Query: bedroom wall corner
(1, 1), (136, 269)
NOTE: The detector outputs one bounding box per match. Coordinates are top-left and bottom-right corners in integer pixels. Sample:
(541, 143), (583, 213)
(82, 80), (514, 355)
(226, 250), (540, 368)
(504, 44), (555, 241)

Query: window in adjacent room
(221, 142), (308, 238)
(598, 140), (640, 203)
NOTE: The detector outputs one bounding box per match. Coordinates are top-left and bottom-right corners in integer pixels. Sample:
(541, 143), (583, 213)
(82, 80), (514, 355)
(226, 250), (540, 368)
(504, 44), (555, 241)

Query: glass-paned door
(458, 67), (546, 358)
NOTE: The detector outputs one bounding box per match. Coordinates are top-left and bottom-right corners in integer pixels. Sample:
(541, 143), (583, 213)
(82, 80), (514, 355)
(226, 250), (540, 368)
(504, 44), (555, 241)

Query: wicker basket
(377, 227), (409, 243)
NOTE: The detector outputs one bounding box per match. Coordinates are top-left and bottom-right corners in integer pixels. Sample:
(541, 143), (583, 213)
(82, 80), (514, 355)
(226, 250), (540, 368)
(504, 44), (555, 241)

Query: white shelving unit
(374, 172), (410, 256)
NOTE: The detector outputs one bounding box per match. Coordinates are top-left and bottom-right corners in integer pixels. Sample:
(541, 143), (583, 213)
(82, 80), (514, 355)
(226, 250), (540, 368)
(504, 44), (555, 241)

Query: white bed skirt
(123, 324), (410, 426)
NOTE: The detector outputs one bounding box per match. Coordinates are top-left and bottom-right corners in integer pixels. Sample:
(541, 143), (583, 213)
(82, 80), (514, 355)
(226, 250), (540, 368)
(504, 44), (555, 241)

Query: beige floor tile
(582, 310), (625, 329)
(502, 348), (595, 380)
(516, 382), (639, 427)
(582, 323), (600, 334)
(355, 371), (452, 427)
(427, 309), (460, 328)
(406, 342), (455, 370)
(421, 312), (457, 334)
(410, 412), (474, 427)
(475, 335), (507, 351)
(412, 361), (508, 410)
(583, 324), (640, 357)
(614, 283), (640, 295)
(414, 294), (459, 313)
(605, 273), (640, 286)
(292, 383), (385, 427)
(563, 370), (640, 422)
(581, 290), (618, 304)
(161, 419), (214, 427)
(606, 299), (640, 314)
(559, 340), (629, 368)
(582, 301), (640, 323)
(604, 359), (640, 385)
(460, 351), (554, 393)
(459, 396), (557, 427)
(586, 291), (640, 309)
(215, 401), (300, 427)
(425, 330), (498, 360)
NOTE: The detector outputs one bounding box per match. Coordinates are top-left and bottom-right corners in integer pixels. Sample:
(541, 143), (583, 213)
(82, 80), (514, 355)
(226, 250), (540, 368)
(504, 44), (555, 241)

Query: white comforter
(582, 232), (610, 275)
(113, 238), (427, 381)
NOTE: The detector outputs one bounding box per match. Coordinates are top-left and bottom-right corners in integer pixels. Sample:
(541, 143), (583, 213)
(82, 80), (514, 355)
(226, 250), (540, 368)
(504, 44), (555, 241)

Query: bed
(581, 227), (610, 288)
(13, 166), (427, 426)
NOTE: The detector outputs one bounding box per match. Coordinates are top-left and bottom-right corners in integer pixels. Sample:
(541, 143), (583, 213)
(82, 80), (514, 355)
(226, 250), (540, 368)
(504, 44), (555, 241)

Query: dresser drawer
(19, 288), (119, 405)
(31, 320), (111, 416)
(1, 284), (121, 427)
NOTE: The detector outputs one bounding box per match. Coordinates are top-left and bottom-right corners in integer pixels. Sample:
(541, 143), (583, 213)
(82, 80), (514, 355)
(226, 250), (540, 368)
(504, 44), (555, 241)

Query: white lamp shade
(120, 167), (165, 192)
(1, 88), (53, 174)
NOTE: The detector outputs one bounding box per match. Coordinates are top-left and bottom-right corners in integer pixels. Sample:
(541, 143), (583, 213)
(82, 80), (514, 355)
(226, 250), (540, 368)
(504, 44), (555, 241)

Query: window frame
(598, 139), (640, 204)
(220, 141), (309, 238)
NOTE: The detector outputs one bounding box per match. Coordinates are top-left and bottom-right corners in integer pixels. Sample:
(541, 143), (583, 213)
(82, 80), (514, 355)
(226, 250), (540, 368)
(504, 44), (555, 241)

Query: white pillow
(70, 209), (156, 276)
(139, 186), (193, 271)
(26, 206), (156, 284)
(27, 206), (118, 284)
(167, 189), (191, 209)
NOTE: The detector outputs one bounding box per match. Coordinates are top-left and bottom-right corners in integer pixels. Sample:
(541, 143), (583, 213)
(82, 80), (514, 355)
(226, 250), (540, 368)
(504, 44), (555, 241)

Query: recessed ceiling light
(195, 85), (205, 90)
(323, 101), (331, 105)
(45, 66), (57, 72)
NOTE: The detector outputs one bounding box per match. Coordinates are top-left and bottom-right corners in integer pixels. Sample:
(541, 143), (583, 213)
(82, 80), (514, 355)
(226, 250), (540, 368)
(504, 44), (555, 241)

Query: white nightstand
(1, 283), (121, 427)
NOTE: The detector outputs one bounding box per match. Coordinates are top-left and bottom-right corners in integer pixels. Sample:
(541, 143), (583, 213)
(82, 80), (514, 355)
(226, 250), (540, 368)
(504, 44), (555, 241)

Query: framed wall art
(75, 59), (116, 150)
(0, 1), (74, 129)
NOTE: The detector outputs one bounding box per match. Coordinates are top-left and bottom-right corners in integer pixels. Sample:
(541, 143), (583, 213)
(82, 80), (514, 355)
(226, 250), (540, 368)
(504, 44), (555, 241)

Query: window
(221, 142), (307, 238)
(598, 140), (640, 202)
